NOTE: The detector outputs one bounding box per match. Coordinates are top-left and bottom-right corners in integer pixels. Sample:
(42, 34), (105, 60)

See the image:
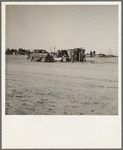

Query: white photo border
(2, 1), (121, 148)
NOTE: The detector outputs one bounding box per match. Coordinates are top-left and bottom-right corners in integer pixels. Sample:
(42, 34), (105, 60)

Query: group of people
(90, 51), (96, 57)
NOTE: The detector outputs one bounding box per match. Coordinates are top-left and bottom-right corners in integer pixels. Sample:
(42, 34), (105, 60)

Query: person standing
(93, 51), (95, 57)
(27, 50), (30, 59)
(71, 51), (74, 63)
(74, 54), (77, 62)
(90, 51), (92, 57)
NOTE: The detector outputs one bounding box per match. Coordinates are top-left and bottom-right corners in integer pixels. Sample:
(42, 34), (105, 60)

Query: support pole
(79, 49), (81, 62)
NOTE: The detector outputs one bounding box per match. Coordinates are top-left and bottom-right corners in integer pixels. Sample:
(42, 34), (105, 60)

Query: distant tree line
(5, 48), (31, 55)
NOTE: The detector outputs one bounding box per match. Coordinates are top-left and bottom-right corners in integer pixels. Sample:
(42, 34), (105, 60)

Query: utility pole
(50, 47), (52, 53)
(79, 49), (81, 62)
(54, 46), (56, 53)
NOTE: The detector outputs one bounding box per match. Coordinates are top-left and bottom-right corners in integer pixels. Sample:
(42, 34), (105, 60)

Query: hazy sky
(6, 5), (118, 55)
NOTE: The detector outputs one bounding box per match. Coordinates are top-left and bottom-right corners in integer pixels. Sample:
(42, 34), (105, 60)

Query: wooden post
(79, 49), (81, 62)
(82, 50), (83, 61)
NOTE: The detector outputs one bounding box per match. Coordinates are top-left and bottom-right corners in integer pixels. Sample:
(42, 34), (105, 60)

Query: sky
(6, 4), (119, 55)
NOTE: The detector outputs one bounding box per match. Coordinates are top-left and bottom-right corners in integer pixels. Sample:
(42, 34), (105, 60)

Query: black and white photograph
(2, 1), (121, 148)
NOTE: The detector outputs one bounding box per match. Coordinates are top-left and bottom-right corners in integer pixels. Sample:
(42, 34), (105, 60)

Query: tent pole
(79, 49), (80, 62)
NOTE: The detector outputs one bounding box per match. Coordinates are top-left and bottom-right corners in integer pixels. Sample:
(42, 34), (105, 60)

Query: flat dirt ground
(5, 55), (118, 115)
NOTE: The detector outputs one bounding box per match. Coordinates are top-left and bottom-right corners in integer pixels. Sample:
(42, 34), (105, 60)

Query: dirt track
(5, 55), (118, 115)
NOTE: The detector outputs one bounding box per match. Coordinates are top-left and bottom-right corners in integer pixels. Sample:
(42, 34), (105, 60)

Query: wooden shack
(73, 48), (86, 62)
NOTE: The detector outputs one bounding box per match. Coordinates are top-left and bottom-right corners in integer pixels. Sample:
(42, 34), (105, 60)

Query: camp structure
(60, 50), (69, 62)
(53, 48), (86, 62)
(67, 48), (86, 62)
(74, 48), (86, 61)
(54, 50), (69, 62)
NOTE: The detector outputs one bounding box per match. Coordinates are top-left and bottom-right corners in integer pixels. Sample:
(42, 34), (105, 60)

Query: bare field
(5, 55), (118, 115)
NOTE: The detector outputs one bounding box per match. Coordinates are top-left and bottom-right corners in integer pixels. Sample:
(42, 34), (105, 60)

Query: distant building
(95, 53), (106, 57)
